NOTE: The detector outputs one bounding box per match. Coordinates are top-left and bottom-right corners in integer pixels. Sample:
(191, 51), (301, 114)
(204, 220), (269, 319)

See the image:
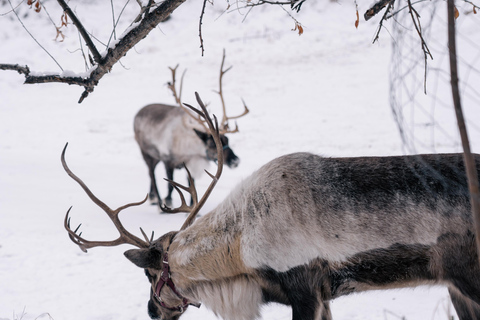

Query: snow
(1, 1), (479, 320)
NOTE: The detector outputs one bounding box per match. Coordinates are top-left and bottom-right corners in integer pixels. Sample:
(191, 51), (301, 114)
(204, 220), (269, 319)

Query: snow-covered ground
(1, 1), (479, 320)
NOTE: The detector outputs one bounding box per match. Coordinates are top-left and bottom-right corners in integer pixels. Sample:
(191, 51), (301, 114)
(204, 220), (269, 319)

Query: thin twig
(133, 0), (155, 23)
(372, 0), (395, 43)
(7, 0), (64, 71)
(199, 0), (208, 56)
(107, 0), (132, 48)
(56, 0), (102, 64)
(407, 0), (433, 93)
(3, 0), (187, 103)
(385, 0), (430, 19)
(462, 0), (480, 11)
(365, 0), (394, 21)
(110, 0), (117, 41)
(77, 30), (90, 71)
(0, 0), (25, 16)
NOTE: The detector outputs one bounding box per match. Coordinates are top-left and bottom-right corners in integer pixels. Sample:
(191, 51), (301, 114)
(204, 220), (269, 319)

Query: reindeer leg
(188, 176), (195, 206)
(164, 163), (174, 208)
(449, 287), (480, 320)
(141, 151), (161, 207)
(258, 265), (331, 320)
(317, 300), (332, 320)
(436, 232), (480, 306)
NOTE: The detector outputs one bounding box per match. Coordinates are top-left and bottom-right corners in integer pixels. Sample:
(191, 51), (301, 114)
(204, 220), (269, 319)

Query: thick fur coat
(133, 103), (239, 208)
(125, 152), (480, 320)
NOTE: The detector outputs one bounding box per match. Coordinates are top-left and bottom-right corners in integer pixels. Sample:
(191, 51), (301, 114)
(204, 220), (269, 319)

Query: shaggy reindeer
(63, 93), (480, 320)
(134, 104), (240, 209)
(134, 53), (248, 210)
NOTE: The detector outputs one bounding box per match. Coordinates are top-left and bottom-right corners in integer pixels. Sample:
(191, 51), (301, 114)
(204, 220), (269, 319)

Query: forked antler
(167, 51), (249, 135)
(216, 49), (249, 134)
(162, 92), (224, 230)
(168, 65), (210, 133)
(61, 143), (153, 252)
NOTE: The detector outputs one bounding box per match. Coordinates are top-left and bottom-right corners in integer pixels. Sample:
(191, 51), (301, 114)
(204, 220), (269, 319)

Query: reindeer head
(167, 50), (248, 171)
(62, 93), (223, 320)
(193, 128), (239, 168)
(123, 232), (202, 320)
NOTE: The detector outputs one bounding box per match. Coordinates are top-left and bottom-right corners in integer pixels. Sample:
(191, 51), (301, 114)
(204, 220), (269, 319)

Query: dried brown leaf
(34, 1), (41, 13)
(292, 22), (304, 36)
(297, 24), (304, 35)
(454, 6), (459, 19)
(474, 6), (477, 14)
(54, 27), (65, 42)
(355, 10), (360, 28)
(61, 12), (68, 27)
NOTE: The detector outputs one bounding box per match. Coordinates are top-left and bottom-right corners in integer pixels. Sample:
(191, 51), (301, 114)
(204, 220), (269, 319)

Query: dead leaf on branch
(54, 12), (69, 42)
(473, 5), (477, 14)
(292, 22), (304, 36)
(55, 26), (65, 42)
(27, 0), (41, 13)
(61, 12), (68, 27)
(355, 9), (360, 28)
(454, 6), (459, 19)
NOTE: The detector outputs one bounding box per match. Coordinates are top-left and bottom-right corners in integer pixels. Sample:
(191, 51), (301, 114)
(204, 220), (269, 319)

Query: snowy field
(1, 1), (479, 320)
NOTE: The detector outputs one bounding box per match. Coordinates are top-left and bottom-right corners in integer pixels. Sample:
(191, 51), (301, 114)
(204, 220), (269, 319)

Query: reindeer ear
(124, 248), (163, 269)
(193, 129), (210, 144)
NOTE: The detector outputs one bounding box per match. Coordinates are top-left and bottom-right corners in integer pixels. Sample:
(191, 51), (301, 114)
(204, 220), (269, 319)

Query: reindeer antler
(168, 65), (210, 133)
(61, 143), (153, 252)
(167, 64), (186, 107)
(162, 92), (224, 230)
(216, 49), (249, 134)
(168, 51), (249, 136)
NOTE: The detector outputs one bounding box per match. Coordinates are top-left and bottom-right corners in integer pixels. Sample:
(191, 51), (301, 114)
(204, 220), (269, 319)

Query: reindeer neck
(167, 209), (249, 284)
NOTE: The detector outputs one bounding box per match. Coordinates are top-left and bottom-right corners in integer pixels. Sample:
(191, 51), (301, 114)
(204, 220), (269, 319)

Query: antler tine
(61, 143), (151, 251)
(168, 64), (186, 106)
(180, 92), (224, 230)
(216, 49), (249, 135)
(163, 92), (223, 229)
(227, 98), (250, 121)
(168, 64), (210, 133)
(162, 164), (199, 213)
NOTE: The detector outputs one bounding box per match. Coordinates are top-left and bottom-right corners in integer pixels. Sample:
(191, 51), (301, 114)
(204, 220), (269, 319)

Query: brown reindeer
(134, 51), (248, 211)
(62, 93), (480, 320)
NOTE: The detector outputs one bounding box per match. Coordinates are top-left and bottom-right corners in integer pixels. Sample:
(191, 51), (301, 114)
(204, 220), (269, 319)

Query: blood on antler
(61, 143), (153, 252)
(167, 50), (249, 135)
(162, 92), (224, 230)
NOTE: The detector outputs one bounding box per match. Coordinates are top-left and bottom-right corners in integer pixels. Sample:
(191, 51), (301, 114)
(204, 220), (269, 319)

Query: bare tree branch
(364, 0), (394, 21)
(199, 0), (207, 56)
(133, 0), (156, 23)
(372, 0), (394, 43)
(447, 0), (480, 267)
(238, 0), (306, 12)
(2, 0), (187, 103)
(56, 0), (102, 64)
(0, 63), (30, 75)
(7, 0), (64, 71)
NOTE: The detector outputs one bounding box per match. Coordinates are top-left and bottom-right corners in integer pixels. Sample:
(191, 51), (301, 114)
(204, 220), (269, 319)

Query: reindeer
(134, 52), (248, 210)
(62, 93), (480, 320)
